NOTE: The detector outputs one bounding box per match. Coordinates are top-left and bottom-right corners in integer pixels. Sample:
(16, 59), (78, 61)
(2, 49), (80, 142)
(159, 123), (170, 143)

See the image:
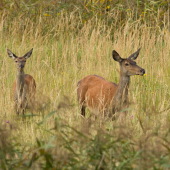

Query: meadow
(0, 0), (170, 169)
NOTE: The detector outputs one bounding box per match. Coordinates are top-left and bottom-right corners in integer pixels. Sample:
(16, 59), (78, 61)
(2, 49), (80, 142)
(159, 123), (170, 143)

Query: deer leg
(81, 106), (86, 117)
(16, 107), (19, 115)
(21, 108), (25, 115)
(15, 103), (19, 115)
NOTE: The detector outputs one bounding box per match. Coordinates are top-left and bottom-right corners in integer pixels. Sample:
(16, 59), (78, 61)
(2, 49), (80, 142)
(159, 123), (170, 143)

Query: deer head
(7, 48), (33, 72)
(112, 48), (145, 76)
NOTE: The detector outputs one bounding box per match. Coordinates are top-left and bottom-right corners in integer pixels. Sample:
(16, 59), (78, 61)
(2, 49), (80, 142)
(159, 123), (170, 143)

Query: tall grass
(0, 0), (170, 169)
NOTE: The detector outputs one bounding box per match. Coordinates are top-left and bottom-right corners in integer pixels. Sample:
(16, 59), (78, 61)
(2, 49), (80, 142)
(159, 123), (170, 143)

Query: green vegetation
(0, 0), (170, 169)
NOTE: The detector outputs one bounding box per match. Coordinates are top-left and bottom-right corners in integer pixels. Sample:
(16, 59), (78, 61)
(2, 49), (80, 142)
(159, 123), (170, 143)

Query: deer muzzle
(20, 64), (24, 68)
(139, 68), (145, 75)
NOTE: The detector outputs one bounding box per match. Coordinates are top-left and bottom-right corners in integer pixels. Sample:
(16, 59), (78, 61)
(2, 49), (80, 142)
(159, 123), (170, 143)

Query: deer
(77, 48), (145, 118)
(7, 48), (36, 115)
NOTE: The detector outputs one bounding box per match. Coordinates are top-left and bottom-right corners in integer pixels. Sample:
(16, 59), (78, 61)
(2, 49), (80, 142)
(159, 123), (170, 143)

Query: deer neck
(16, 69), (25, 98)
(113, 73), (130, 111)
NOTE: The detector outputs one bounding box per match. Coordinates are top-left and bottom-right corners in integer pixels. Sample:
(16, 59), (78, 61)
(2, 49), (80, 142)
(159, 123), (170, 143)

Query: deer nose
(140, 69), (145, 74)
(20, 64), (24, 68)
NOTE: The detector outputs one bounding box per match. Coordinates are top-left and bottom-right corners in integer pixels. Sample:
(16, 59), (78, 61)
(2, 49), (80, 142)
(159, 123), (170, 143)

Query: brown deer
(7, 48), (36, 115)
(77, 48), (145, 117)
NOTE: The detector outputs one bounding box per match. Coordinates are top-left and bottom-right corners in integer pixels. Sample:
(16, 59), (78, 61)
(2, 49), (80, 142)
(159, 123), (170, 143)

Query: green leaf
(37, 110), (57, 125)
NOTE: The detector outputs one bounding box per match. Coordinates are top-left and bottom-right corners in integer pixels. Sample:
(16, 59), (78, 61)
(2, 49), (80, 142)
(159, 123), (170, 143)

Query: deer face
(121, 59), (145, 76)
(13, 57), (27, 71)
(7, 48), (33, 72)
(112, 48), (145, 76)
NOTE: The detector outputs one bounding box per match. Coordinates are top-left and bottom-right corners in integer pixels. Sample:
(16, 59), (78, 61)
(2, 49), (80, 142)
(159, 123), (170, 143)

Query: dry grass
(0, 4), (170, 169)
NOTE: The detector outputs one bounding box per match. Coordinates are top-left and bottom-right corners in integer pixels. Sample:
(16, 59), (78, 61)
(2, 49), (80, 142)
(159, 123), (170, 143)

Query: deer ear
(128, 48), (141, 60)
(7, 49), (18, 59)
(23, 48), (33, 59)
(112, 50), (122, 63)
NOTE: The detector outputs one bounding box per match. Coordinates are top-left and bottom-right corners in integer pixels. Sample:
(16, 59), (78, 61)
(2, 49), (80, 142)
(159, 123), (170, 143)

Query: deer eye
(15, 61), (18, 63)
(125, 63), (129, 66)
